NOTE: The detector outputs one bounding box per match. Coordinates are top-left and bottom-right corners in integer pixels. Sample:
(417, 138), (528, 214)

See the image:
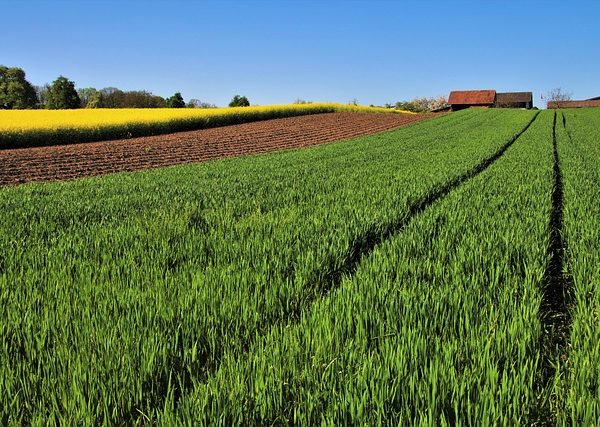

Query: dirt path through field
(0, 112), (431, 186)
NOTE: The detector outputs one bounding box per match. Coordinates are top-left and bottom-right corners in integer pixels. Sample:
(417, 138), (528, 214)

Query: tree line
(0, 65), (250, 109)
(384, 96), (448, 113)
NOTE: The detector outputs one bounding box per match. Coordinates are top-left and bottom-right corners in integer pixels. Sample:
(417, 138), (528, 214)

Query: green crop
(3, 107), (598, 425)
(553, 108), (600, 424)
(164, 110), (556, 426)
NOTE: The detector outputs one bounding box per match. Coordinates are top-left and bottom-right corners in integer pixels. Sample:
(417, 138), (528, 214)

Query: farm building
(495, 92), (533, 109)
(547, 98), (600, 109)
(448, 90), (496, 111)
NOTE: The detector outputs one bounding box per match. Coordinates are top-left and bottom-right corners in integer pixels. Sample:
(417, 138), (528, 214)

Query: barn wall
(547, 100), (600, 109)
(496, 101), (530, 109)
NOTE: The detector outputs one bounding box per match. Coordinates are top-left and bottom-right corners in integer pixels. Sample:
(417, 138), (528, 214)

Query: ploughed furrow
(0, 112), (430, 186)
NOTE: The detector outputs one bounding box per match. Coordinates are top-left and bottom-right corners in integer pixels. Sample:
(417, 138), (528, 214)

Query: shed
(448, 90), (496, 111)
(548, 99), (600, 109)
(496, 92), (533, 109)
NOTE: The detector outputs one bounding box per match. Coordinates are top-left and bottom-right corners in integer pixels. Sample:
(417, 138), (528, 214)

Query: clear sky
(4, 0), (599, 107)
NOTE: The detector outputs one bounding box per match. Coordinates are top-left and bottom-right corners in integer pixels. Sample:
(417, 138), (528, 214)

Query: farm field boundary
(0, 112), (430, 186)
(0, 103), (416, 150)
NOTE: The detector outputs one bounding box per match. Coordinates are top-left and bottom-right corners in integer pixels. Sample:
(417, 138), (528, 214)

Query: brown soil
(0, 112), (432, 187)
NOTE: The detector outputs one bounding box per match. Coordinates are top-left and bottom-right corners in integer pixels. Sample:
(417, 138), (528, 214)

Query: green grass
(2, 107), (599, 425)
(164, 110), (555, 426)
(552, 108), (600, 424)
(0, 109), (537, 425)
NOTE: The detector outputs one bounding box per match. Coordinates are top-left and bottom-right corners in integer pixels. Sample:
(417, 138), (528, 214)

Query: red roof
(448, 90), (496, 105)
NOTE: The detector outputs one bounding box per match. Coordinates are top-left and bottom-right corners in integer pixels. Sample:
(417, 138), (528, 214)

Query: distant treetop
(229, 95), (250, 107)
(46, 76), (81, 109)
(0, 65), (38, 109)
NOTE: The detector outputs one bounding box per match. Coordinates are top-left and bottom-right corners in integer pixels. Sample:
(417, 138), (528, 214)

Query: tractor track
(119, 112), (540, 424)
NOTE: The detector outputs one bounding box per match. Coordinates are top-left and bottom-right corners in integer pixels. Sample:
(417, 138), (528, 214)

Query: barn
(495, 92), (533, 109)
(448, 90), (496, 111)
(547, 98), (600, 109)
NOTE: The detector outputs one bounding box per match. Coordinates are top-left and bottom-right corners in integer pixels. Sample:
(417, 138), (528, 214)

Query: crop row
(0, 103), (415, 149)
(0, 109), (536, 425)
(160, 110), (556, 425)
(553, 108), (600, 424)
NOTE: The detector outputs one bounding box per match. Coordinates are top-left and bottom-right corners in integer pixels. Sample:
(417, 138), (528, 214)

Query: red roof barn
(448, 90), (497, 111)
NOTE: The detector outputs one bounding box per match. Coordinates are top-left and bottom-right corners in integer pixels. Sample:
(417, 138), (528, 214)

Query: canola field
(0, 103), (412, 149)
(1, 108), (599, 425)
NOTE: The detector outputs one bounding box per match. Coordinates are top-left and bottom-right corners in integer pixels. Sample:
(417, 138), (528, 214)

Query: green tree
(229, 95), (250, 107)
(34, 84), (50, 108)
(123, 91), (166, 108)
(86, 91), (103, 108)
(0, 65), (38, 109)
(167, 92), (185, 108)
(100, 88), (125, 108)
(46, 76), (81, 109)
(77, 87), (100, 108)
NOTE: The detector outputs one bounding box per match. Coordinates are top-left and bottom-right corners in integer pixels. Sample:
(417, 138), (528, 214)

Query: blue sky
(4, 0), (599, 107)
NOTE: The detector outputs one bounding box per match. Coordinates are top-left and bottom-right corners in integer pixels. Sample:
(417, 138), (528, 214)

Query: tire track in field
(116, 112), (541, 424)
(294, 111), (541, 319)
(544, 112), (572, 343)
(535, 111), (574, 425)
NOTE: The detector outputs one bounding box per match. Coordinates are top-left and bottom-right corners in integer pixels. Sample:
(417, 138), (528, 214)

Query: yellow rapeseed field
(0, 103), (413, 149)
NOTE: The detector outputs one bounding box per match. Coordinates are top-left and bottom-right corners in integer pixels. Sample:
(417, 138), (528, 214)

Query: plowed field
(0, 112), (429, 186)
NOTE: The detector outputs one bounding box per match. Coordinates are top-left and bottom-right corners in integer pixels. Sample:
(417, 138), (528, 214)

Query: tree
(77, 87), (100, 108)
(78, 87), (168, 108)
(187, 99), (217, 108)
(0, 65), (38, 109)
(167, 92), (185, 108)
(229, 95), (250, 107)
(427, 95), (449, 111)
(394, 96), (448, 113)
(34, 84), (50, 108)
(100, 88), (125, 108)
(546, 87), (572, 108)
(86, 91), (103, 108)
(46, 76), (81, 109)
(123, 90), (166, 108)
